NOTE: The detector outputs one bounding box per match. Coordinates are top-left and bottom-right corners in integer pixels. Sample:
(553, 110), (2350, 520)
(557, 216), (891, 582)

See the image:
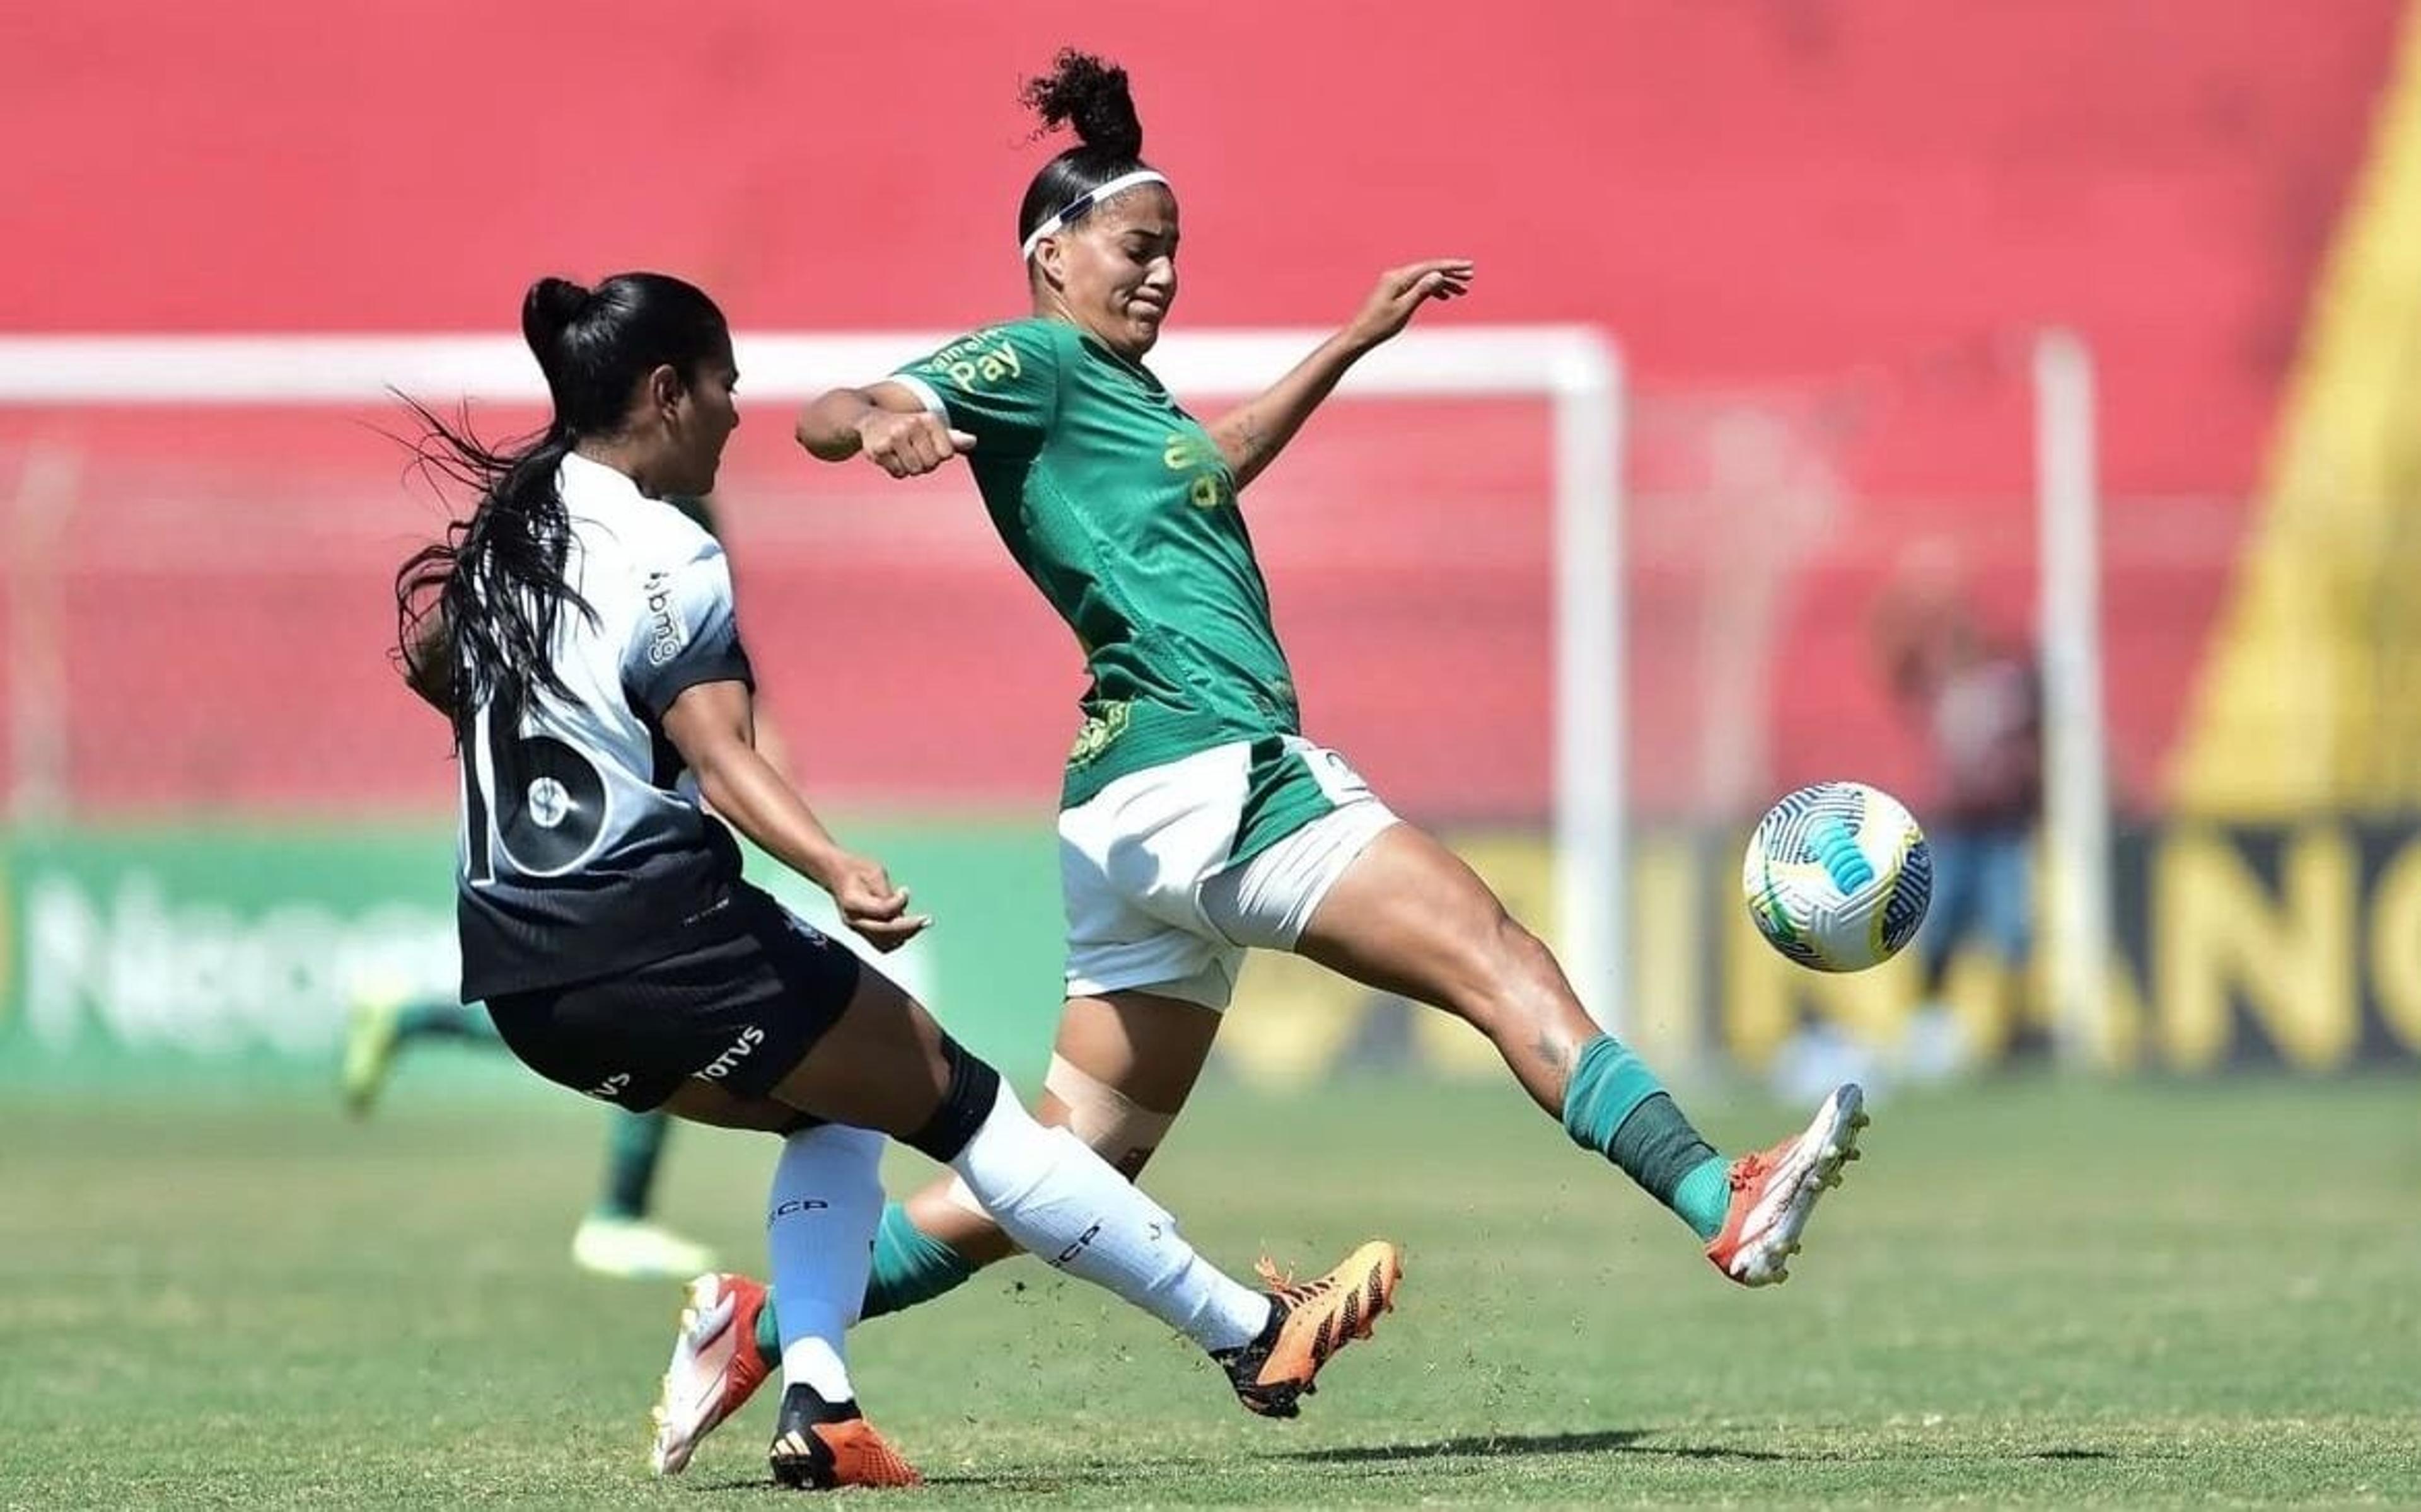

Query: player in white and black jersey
(391, 272), (1403, 1489)
(341, 489), (755, 1288)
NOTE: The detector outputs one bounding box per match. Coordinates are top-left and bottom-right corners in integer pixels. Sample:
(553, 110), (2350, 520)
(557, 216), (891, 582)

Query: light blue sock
(752, 1202), (977, 1368)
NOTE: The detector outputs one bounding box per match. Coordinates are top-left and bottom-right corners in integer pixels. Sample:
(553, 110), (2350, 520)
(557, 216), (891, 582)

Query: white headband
(1019, 170), (1171, 260)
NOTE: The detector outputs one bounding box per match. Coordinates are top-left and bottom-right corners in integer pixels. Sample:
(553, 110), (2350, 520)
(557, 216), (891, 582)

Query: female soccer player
(393, 270), (1401, 1489)
(344, 495), (757, 1286)
(662, 51), (1871, 1451)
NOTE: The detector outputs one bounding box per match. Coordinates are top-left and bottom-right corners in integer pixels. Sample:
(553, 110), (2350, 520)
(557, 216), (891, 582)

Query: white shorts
(1059, 737), (1400, 1010)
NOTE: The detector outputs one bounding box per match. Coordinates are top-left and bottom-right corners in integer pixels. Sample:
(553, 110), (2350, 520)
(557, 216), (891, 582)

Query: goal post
(0, 326), (1635, 1037)
(2033, 329), (2115, 1070)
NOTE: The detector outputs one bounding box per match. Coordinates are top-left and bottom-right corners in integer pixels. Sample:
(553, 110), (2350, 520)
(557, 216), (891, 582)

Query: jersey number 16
(463, 691), (608, 880)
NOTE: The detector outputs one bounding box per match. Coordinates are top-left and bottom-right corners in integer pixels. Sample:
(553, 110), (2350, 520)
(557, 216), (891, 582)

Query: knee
(903, 1037), (1005, 1163)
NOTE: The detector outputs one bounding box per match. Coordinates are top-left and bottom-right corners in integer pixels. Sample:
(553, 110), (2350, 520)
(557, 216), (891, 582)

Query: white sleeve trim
(888, 371), (949, 421)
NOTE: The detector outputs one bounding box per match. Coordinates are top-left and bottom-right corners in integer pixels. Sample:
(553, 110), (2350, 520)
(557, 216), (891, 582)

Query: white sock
(766, 1122), (886, 1404)
(946, 1084), (1270, 1353)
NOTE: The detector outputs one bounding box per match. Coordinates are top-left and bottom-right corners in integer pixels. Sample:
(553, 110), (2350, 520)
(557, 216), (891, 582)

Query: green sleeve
(890, 321), (1062, 452)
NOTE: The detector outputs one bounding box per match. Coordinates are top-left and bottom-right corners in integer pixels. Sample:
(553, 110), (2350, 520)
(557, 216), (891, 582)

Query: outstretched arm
(662, 678), (931, 952)
(804, 325), (1060, 478)
(796, 383), (977, 476)
(1208, 259), (1472, 490)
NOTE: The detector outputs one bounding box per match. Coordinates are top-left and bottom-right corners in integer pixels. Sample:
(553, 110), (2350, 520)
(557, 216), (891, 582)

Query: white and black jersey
(455, 452), (757, 1000)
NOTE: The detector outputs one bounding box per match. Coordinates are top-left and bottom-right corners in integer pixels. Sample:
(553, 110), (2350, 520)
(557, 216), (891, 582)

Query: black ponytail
(393, 272), (729, 739)
(1016, 49), (1158, 250)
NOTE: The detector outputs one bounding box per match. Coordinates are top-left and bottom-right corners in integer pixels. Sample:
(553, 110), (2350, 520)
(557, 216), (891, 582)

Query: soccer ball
(1741, 781), (1932, 972)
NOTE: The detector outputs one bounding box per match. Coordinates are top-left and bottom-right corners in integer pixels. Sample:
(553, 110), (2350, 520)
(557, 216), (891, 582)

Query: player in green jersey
(649, 50), (1870, 1462)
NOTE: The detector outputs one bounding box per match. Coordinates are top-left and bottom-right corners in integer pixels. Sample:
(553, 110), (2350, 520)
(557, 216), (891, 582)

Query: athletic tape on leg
(941, 1053), (1178, 1218)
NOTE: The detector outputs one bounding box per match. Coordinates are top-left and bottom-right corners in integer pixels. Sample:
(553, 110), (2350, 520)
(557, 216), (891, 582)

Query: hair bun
(520, 277), (591, 355)
(1021, 49), (1143, 160)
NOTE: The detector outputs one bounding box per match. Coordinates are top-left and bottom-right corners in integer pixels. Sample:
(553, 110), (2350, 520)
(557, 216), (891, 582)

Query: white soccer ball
(1741, 781), (1933, 972)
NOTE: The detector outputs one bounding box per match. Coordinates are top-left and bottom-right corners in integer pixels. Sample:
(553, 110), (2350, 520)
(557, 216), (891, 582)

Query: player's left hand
(827, 854), (932, 952)
(1342, 259), (1474, 352)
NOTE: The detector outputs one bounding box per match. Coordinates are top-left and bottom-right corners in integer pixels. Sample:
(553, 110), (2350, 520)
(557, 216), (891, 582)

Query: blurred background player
(345, 1017), (712, 1279)
(342, 495), (789, 1282)
(1872, 540), (2045, 1070)
(652, 51), (1872, 1458)
(397, 268), (1403, 1488)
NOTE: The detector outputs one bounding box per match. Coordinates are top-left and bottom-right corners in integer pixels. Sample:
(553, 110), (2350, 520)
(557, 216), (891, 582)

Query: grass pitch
(4, 1071), (2416, 1508)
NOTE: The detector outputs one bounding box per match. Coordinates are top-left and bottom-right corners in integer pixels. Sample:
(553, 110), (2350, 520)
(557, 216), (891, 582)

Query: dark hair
(392, 272), (729, 736)
(1016, 49), (1157, 250)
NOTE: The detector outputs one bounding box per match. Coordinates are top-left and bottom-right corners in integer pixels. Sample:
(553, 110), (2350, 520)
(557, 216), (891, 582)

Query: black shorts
(486, 888), (864, 1113)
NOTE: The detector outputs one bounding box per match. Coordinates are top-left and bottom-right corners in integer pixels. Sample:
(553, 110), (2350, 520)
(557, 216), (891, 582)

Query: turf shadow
(2024, 1448), (2118, 1461)
(669, 1438), (2112, 1493)
(1280, 1429), (1786, 1464)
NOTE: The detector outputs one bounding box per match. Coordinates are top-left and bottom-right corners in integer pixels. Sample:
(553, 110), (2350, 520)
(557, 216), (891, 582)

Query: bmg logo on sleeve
(642, 571), (688, 666)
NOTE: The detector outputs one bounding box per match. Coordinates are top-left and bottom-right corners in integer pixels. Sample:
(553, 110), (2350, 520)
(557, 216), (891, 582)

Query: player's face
(1060, 187), (1180, 358)
(666, 348), (740, 496)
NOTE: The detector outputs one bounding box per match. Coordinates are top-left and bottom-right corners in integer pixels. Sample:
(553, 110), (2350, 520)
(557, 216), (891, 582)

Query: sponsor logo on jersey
(1163, 430), (1233, 509)
(699, 1023), (766, 1080)
(585, 1071), (633, 1102)
(642, 570), (688, 666)
(769, 1198), (831, 1220)
(1067, 701), (1132, 770)
(922, 329), (1024, 390)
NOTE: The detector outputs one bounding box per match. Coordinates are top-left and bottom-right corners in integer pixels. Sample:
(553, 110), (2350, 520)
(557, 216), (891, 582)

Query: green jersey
(896, 318), (1303, 807)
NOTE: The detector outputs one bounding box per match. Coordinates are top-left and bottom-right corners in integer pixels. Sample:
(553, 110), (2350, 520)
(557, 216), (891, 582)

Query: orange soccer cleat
(1214, 1238), (1403, 1419)
(768, 1385), (924, 1489)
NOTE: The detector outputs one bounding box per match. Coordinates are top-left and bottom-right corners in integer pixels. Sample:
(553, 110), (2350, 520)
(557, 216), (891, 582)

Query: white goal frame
(0, 326), (1635, 1037)
(2033, 330), (2114, 1070)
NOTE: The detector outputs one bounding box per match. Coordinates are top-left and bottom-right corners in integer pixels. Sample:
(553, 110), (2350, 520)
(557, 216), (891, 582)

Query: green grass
(4, 1073), (2417, 1508)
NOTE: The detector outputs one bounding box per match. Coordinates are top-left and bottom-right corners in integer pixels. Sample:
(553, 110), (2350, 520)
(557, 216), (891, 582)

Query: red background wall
(1, 1), (2398, 817)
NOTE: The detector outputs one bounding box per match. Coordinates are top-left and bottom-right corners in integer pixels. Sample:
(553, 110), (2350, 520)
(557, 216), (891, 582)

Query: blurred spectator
(1871, 540), (2043, 1065)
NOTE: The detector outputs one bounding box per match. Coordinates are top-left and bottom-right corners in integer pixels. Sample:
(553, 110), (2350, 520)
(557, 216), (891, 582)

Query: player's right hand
(826, 853), (932, 952)
(855, 411), (977, 478)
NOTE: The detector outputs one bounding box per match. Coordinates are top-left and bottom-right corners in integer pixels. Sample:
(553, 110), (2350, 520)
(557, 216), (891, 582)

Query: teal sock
(748, 1203), (975, 1370)
(395, 1000), (506, 1045)
(595, 1111), (669, 1221)
(862, 1202), (976, 1320)
(1669, 1155), (1734, 1242)
(753, 1287), (782, 1368)
(1561, 1034), (1731, 1240)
